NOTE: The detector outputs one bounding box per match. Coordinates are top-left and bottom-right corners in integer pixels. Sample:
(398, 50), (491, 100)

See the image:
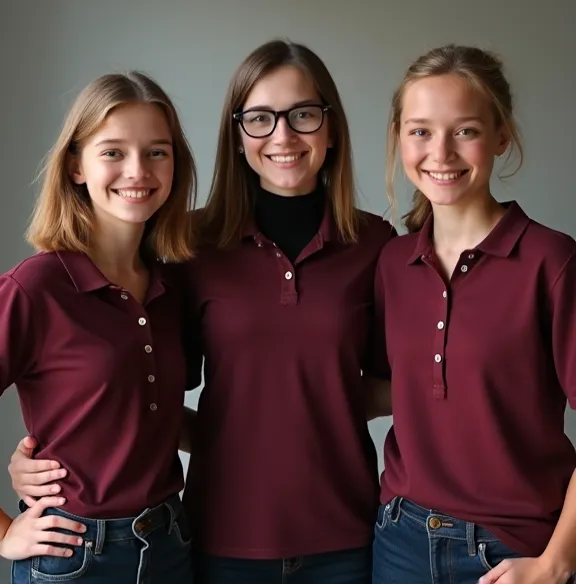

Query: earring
(238, 146), (244, 154)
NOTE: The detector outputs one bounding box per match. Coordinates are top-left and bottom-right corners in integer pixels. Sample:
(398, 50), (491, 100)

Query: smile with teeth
(114, 189), (153, 199)
(267, 153), (304, 163)
(424, 170), (468, 181)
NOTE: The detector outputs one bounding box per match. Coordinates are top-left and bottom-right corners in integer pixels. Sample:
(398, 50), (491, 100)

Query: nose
(271, 115), (297, 142)
(123, 153), (151, 180)
(431, 134), (455, 164)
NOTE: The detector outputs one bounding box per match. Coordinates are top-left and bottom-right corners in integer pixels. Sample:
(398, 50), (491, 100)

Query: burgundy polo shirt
(181, 209), (395, 558)
(0, 251), (188, 518)
(375, 201), (576, 557)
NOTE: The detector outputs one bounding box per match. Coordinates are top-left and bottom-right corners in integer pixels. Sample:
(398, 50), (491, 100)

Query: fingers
(19, 436), (38, 453)
(37, 515), (87, 535)
(10, 458), (63, 475)
(20, 494), (38, 508)
(36, 529), (84, 547)
(17, 469), (67, 487)
(26, 497), (67, 519)
(31, 543), (74, 558)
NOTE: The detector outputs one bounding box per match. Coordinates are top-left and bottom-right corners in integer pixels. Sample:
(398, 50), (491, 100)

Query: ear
(67, 152), (86, 185)
(495, 126), (509, 157)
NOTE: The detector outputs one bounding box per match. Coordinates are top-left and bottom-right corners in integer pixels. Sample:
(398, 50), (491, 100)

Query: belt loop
(94, 520), (106, 555)
(466, 522), (476, 556)
(390, 496), (402, 523)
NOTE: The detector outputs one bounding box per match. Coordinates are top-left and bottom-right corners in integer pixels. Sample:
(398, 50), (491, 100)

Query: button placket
(135, 309), (158, 412)
(422, 256), (449, 399)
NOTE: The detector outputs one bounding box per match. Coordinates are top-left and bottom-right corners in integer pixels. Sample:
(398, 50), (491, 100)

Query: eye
(102, 150), (122, 158)
(409, 129), (429, 138)
(456, 128), (479, 137)
(149, 149), (169, 159)
(245, 112), (274, 124)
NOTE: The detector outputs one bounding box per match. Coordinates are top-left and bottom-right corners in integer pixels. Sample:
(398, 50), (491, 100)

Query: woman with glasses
(183, 39), (395, 583)
(7, 39), (395, 584)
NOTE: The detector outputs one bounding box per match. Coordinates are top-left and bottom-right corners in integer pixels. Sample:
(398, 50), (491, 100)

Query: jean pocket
(375, 502), (392, 531)
(31, 540), (93, 581)
(477, 540), (521, 572)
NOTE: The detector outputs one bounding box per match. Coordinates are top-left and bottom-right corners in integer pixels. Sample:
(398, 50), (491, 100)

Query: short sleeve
(0, 275), (35, 393)
(362, 257), (391, 380)
(551, 251), (576, 408)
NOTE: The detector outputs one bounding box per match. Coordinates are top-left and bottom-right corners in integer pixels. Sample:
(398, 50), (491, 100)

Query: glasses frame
(233, 104), (331, 138)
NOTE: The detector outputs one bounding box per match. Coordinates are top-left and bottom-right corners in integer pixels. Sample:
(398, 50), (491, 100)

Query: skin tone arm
(0, 497), (86, 561)
(11, 405), (199, 499)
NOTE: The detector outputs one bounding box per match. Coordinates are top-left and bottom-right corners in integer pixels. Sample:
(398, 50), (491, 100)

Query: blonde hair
(199, 39), (360, 247)
(385, 44), (523, 233)
(27, 71), (197, 261)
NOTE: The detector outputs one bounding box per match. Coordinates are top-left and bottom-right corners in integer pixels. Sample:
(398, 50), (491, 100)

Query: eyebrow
(403, 116), (485, 125)
(94, 138), (173, 147)
(243, 99), (320, 111)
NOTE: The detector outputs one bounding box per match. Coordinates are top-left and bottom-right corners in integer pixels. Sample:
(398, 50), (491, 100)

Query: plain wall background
(1, 0), (574, 577)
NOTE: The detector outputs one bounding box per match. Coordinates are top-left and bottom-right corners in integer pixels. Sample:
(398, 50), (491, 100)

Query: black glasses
(233, 104), (331, 138)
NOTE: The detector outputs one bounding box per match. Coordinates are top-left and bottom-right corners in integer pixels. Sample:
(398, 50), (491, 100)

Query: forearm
(178, 406), (198, 453)
(539, 469), (576, 580)
(0, 508), (13, 542)
(364, 375), (392, 420)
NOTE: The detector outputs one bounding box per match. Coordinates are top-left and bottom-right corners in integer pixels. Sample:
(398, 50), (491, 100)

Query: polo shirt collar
(407, 201), (530, 265)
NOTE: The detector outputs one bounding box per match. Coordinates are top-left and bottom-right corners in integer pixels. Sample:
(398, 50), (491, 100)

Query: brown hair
(386, 44), (523, 233)
(27, 71), (197, 261)
(199, 39), (359, 247)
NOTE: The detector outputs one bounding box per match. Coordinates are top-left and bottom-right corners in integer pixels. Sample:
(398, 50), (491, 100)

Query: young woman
(371, 44), (576, 584)
(1, 72), (197, 583)
(8, 41), (395, 584)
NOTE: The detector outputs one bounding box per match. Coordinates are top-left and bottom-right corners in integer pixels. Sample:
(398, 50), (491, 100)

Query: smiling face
(399, 74), (508, 209)
(239, 65), (331, 197)
(70, 102), (174, 229)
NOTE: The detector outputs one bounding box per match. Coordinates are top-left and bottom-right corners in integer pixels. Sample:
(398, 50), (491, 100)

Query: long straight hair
(199, 39), (360, 247)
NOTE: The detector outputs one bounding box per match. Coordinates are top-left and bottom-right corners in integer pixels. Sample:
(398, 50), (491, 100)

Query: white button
(468, 253), (475, 260)
(442, 291), (447, 298)
(460, 265), (468, 273)
(144, 345), (153, 353)
(138, 317), (147, 326)
(284, 271), (293, 280)
(149, 403), (157, 411)
(437, 321), (445, 330)
(148, 375), (155, 383)
(276, 252), (282, 258)
(434, 354), (442, 363)
(120, 294), (128, 300)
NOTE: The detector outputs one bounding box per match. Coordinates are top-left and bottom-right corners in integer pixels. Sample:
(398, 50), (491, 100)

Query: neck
(432, 192), (505, 253)
(89, 218), (146, 278)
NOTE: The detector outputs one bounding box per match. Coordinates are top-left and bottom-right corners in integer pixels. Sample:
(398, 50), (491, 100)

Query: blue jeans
(12, 495), (193, 584)
(197, 546), (372, 584)
(372, 497), (521, 584)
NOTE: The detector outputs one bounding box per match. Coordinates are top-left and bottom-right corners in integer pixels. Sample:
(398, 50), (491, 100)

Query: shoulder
(356, 209), (397, 248)
(3, 252), (66, 293)
(523, 218), (576, 268)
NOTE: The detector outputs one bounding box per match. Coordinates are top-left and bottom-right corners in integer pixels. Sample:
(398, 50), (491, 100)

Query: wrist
(0, 509), (13, 555)
(538, 552), (573, 583)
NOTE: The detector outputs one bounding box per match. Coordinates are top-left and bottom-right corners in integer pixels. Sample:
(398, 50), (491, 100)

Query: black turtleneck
(254, 184), (326, 263)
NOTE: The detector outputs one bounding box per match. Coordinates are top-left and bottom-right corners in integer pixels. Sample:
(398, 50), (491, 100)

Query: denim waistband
(21, 494), (185, 552)
(384, 497), (499, 544)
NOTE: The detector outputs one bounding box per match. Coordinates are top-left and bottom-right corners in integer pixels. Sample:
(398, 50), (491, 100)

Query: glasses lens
(288, 106), (324, 133)
(240, 110), (276, 137)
